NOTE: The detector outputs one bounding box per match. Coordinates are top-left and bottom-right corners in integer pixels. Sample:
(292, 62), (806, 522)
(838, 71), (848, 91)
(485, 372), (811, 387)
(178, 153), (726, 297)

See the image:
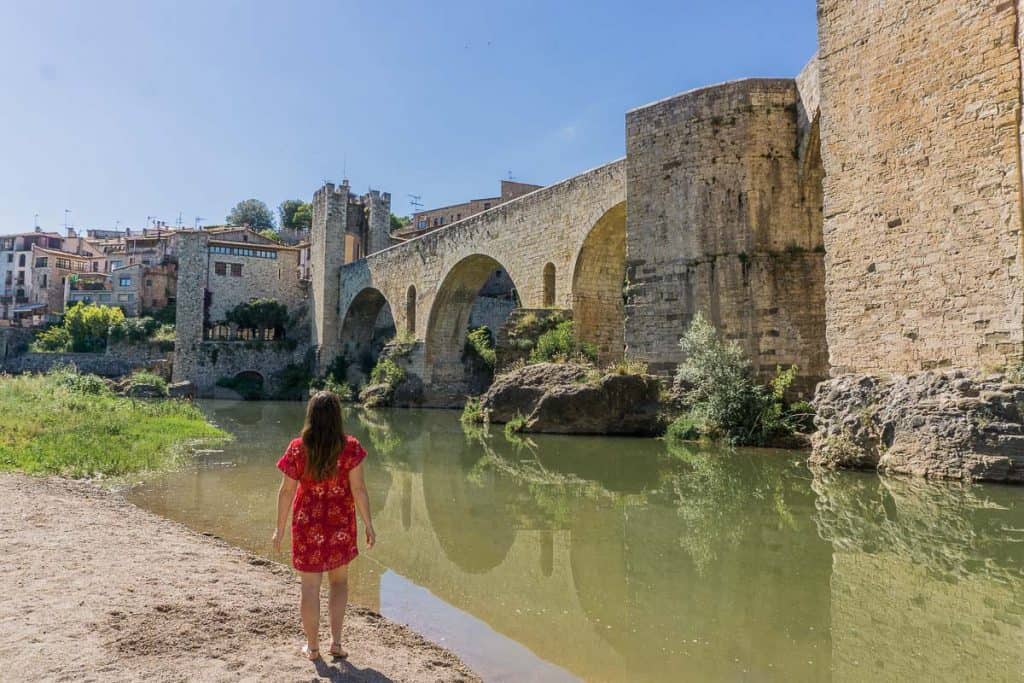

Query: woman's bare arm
(348, 464), (375, 549)
(272, 474), (298, 553)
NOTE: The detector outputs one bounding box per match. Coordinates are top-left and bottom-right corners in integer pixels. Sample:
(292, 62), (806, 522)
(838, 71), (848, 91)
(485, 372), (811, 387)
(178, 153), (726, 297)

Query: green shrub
(49, 366), (111, 396)
(529, 321), (597, 365)
(32, 303), (124, 352)
(109, 316), (160, 344)
(370, 358), (405, 388)
(461, 397), (490, 425)
(504, 413), (528, 437)
(464, 326), (496, 367)
(64, 303), (125, 352)
(675, 312), (796, 446)
(272, 363), (312, 400)
(323, 377), (355, 401)
(665, 413), (704, 442)
(30, 325), (71, 352)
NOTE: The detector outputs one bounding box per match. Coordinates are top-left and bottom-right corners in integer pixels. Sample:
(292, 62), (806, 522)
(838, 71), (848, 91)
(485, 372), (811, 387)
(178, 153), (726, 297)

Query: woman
(272, 390), (376, 660)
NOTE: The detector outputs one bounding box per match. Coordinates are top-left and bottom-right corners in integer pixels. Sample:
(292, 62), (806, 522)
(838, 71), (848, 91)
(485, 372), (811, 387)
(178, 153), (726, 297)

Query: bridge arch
(339, 287), (396, 384)
(425, 253), (520, 401)
(571, 201), (627, 365)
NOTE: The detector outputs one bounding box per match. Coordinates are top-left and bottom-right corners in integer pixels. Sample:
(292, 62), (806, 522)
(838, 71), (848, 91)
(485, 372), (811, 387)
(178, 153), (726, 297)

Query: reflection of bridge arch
(572, 201), (626, 365)
(421, 437), (515, 574)
(339, 287), (396, 381)
(425, 253), (520, 397)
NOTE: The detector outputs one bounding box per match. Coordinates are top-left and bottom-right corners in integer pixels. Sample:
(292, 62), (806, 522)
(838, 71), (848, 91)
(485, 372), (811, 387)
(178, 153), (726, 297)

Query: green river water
(127, 400), (1024, 682)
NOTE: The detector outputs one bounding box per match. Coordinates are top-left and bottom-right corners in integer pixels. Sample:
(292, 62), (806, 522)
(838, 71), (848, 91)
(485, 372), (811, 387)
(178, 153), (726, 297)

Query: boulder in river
(480, 362), (663, 436)
(811, 370), (1024, 483)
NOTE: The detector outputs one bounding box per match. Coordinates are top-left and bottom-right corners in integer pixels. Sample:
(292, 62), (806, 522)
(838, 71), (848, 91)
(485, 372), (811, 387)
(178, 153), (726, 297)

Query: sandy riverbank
(0, 474), (479, 682)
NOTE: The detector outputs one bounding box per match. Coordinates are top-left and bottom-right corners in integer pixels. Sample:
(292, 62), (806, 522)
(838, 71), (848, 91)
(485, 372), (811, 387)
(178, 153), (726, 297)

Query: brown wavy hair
(301, 391), (345, 481)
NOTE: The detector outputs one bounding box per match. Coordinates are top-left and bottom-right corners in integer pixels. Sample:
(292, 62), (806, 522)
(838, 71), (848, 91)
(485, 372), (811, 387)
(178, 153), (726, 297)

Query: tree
(279, 199), (312, 231)
(63, 302), (125, 352)
(227, 199), (275, 230)
(258, 228), (282, 243)
(390, 213), (411, 231)
(292, 203), (312, 231)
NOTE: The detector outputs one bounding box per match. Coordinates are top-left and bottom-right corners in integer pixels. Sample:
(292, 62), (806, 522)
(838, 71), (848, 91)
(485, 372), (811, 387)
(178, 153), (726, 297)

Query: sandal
(302, 644), (321, 660)
(329, 642), (349, 659)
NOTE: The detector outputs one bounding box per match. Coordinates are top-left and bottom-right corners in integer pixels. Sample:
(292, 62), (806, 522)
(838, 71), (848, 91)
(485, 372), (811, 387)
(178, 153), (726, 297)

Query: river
(127, 400), (1024, 682)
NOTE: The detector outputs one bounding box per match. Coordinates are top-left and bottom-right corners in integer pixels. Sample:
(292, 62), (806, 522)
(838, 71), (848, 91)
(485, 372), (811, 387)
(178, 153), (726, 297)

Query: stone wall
(817, 0), (1024, 375)
(468, 294), (518, 336)
(624, 79), (826, 396)
(188, 342), (309, 398)
(0, 352), (159, 378)
(205, 246), (304, 323)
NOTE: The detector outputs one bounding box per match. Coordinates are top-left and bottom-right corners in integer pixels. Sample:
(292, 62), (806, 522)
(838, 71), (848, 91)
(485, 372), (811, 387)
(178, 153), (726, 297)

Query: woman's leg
(299, 571), (323, 654)
(326, 564), (349, 651)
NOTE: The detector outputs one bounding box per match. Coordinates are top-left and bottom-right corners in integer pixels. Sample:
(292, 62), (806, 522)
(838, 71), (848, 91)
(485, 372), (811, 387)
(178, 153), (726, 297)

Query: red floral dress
(277, 435), (367, 572)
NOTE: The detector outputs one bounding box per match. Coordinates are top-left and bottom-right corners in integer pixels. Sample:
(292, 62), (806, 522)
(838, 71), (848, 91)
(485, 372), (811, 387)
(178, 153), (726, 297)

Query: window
(119, 277), (131, 287)
(110, 260), (122, 269)
(18, 254), (25, 267)
(484, 203), (491, 209)
(142, 259), (151, 266)
(207, 245), (277, 259)
(55, 257), (71, 270)
(5, 253), (12, 263)
(35, 257), (47, 268)
(145, 279), (152, 287)
(231, 263), (242, 277)
(41, 274), (47, 289)
(118, 294), (130, 302)
(214, 262), (227, 276)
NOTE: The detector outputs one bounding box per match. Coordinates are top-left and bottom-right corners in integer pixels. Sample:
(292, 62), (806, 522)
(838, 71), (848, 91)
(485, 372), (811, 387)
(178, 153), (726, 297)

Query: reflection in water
(128, 401), (1024, 683)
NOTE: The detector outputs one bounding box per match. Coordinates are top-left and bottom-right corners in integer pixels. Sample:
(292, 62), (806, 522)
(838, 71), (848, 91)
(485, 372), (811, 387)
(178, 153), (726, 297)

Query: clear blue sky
(0, 1), (817, 231)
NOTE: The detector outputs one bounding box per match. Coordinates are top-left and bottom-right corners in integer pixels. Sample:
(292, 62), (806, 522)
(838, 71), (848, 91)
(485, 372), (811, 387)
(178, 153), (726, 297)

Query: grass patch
(461, 397), (490, 425)
(528, 321), (597, 365)
(504, 413), (528, 438)
(606, 356), (648, 376)
(0, 369), (226, 478)
(126, 370), (169, 397)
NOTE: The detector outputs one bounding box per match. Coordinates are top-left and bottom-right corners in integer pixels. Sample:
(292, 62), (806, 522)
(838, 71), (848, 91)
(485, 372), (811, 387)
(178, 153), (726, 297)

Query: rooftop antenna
(64, 209), (71, 231)
(408, 194), (423, 214)
(194, 216), (203, 230)
(176, 212), (183, 228)
(507, 170), (516, 181)
(33, 213), (38, 229)
(343, 153), (347, 180)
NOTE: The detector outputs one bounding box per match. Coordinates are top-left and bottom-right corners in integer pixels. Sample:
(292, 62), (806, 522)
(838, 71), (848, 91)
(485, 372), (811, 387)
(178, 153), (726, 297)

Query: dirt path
(0, 474), (479, 682)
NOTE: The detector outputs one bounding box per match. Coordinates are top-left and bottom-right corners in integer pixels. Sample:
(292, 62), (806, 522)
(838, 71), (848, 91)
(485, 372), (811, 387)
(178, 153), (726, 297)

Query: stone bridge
(328, 159), (627, 403)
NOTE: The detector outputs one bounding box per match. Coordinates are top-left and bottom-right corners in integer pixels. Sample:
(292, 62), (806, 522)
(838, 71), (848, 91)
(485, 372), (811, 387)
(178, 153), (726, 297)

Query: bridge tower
(310, 181), (349, 373)
(366, 189), (392, 257)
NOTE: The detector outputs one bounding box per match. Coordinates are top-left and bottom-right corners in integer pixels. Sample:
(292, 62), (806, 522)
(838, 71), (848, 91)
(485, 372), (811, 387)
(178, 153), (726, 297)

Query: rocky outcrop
(811, 370), (1024, 483)
(480, 363), (663, 435)
(358, 375), (424, 409)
